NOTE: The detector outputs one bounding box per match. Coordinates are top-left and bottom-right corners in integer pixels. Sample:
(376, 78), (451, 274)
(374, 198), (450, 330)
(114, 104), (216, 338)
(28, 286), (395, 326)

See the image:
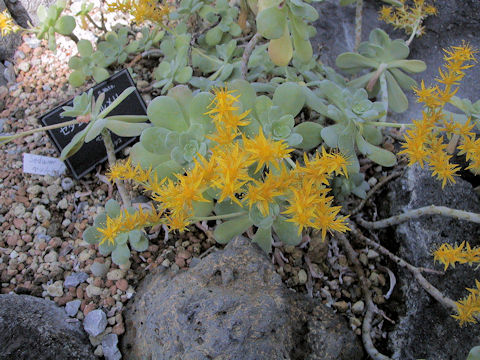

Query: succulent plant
(35, 0), (76, 51)
(68, 40), (110, 87)
(336, 28), (426, 113)
(253, 0), (320, 66)
(450, 96), (480, 122)
(332, 173), (370, 200)
(153, 33), (193, 93)
(60, 87), (150, 160)
(75, 1), (94, 30)
(197, 0), (241, 47)
(97, 26), (139, 65)
(130, 85), (214, 178)
(317, 79), (396, 172)
(136, 26), (165, 52)
(191, 39), (242, 83)
(83, 199), (149, 265)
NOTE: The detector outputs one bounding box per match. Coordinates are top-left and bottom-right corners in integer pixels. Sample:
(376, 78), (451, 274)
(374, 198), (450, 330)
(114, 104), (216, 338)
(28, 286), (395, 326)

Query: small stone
(33, 205), (51, 222)
(350, 316), (362, 330)
(297, 269), (308, 285)
(58, 198), (68, 210)
(102, 333), (121, 360)
(106, 269), (125, 281)
(90, 262), (108, 277)
(367, 249), (379, 260)
(84, 309), (107, 337)
(94, 345), (104, 357)
(65, 299), (82, 317)
(44, 251), (58, 263)
(46, 184), (62, 199)
(27, 185), (42, 196)
(359, 253), (368, 266)
(161, 259), (170, 267)
(64, 272), (89, 288)
(86, 284), (103, 298)
(116, 279), (128, 292)
(17, 62), (30, 72)
(333, 300), (349, 312)
(47, 281), (64, 297)
(78, 249), (92, 262)
(352, 300), (365, 315)
(13, 203), (26, 217)
(112, 322), (125, 335)
(61, 178), (74, 191)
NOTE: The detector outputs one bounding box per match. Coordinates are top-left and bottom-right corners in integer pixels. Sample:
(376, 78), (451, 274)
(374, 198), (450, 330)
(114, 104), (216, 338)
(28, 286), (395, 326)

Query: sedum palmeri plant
(400, 43), (478, 188)
(378, 0), (437, 45)
(88, 87), (350, 260)
(400, 43), (480, 326)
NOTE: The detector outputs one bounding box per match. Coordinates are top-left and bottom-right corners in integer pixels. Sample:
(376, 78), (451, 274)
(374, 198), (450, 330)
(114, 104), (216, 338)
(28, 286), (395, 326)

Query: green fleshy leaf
(130, 142), (170, 169)
(83, 226), (101, 244)
(192, 199), (214, 218)
(147, 96), (188, 131)
(105, 120), (150, 137)
(69, 70), (86, 87)
(111, 244), (130, 265)
(213, 215), (253, 244)
(273, 82), (305, 117)
(55, 15), (76, 35)
(98, 241), (115, 256)
(92, 67), (109, 83)
(129, 230), (149, 252)
(467, 346), (480, 360)
(256, 6), (286, 39)
(272, 215), (302, 245)
(385, 71), (408, 113)
(105, 199), (121, 218)
(293, 122), (323, 150)
(252, 227), (272, 253)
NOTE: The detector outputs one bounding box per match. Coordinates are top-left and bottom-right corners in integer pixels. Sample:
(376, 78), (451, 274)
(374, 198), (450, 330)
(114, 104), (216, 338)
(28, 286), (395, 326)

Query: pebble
(297, 269), (308, 285)
(83, 309), (107, 337)
(33, 205), (51, 222)
(102, 333), (121, 360)
(86, 284), (103, 297)
(106, 269), (125, 281)
(367, 249), (380, 260)
(359, 253), (368, 266)
(46, 184), (62, 199)
(116, 279), (128, 292)
(9, 250), (18, 259)
(64, 272), (89, 288)
(333, 300), (349, 312)
(57, 198), (68, 209)
(94, 345), (104, 357)
(27, 185), (42, 196)
(47, 281), (64, 297)
(13, 203), (26, 217)
(65, 299), (82, 317)
(352, 300), (365, 315)
(90, 262), (109, 277)
(44, 251), (58, 263)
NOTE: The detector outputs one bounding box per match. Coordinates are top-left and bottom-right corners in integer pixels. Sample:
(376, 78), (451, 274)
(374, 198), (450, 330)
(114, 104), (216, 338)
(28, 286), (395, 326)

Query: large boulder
(121, 236), (363, 360)
(0, 294), (96, 359)
(380, 165), (480, 360)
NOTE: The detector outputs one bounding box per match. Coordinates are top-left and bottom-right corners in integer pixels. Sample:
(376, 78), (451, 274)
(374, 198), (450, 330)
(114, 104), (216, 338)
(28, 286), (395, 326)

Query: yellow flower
(452, 288), (480, 326)
(243, 128), (293, 173)
(97, 216), (122, 245)
(433, 242), (465, 270)
(0, 10), (18, 37)
(108, 0), (171, 25)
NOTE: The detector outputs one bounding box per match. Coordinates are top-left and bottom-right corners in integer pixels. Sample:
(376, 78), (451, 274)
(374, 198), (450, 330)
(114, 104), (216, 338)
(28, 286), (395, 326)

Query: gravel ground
(0, 5), (395, 357)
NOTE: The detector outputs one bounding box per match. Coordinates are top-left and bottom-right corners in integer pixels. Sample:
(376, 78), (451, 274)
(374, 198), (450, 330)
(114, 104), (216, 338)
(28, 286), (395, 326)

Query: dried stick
(241, 33), (261, 80)
(350, 169), (404, 216)
(101, 129), (131, 207)
(337, 233), (392, 360)
(349, 222), (456, 311)
(357, 205), (480, 229)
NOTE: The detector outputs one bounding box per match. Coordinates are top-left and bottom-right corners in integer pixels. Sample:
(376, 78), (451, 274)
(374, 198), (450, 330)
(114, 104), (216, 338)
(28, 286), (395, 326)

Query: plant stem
(241, 33), (261, 80)
(86, 14), (107, 32)
(191, 211), (247, 222)
(357, 205), (480, 229)
(285, 157), (297, 169)
(379, 72), (388, 122)
(363, 121), (412, 128)
(406, 18), (420, 46)
(67, 33), (79, 43)
(101, 129), (131, 207)
(354, 0), (363, 52)
(0, 119), (80, 144)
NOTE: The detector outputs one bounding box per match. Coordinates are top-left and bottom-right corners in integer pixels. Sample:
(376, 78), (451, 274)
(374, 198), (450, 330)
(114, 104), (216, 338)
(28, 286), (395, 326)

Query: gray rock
(44, 250), (58, 263)
(33, 204), (51, 222)
(64, 271), (89, 288)
(102, 334), (122, 360)
(46, 280), (63, 297)
(90, 262), (109, 278)
(65, 299), (82, 317)
(121, 236), (362, 360)
(0, 294), (95, 359)
(381, 165), (480, 360)
(83, 309), (107, 337)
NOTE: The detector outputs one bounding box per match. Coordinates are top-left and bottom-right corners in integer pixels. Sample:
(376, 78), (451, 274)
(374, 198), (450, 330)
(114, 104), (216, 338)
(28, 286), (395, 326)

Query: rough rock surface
(381, 165), (480, 360)
(313, 0), (480, 124)
(121, 236), (363, 360)
(0, 294), (95, 359)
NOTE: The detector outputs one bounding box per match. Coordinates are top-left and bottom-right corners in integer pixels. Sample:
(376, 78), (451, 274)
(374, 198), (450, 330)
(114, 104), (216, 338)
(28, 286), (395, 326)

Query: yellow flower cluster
(107, 0), (171, 25)
(378, 0), (437, 38)
(400, 43), (478, 188)
(106, 158), (152, 183)
(0, 9), (19, 37)
(97, 206), (163, 245)
(433, 241), (480, 325)
(99, 87), (350, 242)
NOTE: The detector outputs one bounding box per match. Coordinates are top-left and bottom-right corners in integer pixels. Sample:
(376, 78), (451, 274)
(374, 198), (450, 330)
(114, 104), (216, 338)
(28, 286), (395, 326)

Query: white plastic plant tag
(23, 153), (67, 176)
